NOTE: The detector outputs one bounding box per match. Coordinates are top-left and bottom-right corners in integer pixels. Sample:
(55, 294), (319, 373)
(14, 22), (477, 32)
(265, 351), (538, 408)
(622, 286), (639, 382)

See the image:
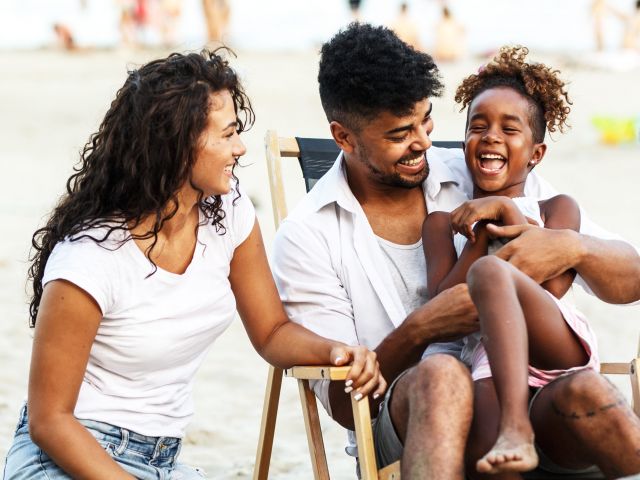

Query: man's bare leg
(390, 354), (473, 479)
(531, 369), (640, 479)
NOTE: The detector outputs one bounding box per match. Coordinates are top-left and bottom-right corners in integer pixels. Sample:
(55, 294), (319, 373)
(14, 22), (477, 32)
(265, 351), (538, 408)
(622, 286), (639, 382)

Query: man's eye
(389, 135), (408, 142)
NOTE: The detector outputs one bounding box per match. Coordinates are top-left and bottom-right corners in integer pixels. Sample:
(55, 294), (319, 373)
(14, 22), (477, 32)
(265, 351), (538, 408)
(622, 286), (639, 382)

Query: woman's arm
(538, 194), (581, 298)
(28, 280), (135, 480)
(229, 219), (386, 400)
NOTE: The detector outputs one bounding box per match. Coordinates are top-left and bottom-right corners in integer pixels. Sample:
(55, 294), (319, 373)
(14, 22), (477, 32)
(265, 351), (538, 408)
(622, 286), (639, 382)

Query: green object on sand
(591, 116), (639, 145)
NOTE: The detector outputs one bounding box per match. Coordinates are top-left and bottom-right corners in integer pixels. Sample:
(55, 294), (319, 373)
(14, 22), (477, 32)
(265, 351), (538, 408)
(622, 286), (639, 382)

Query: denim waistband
(17, 403), (182, 465)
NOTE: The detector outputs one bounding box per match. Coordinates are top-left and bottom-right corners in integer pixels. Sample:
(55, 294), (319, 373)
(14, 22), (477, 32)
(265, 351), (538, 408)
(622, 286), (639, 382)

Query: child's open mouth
(478, 153), (506, 174)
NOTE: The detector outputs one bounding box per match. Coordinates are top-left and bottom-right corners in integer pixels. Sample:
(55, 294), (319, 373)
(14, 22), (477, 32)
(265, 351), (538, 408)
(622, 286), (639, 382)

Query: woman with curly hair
(422, 46), (600, 475)
(3, 49), (385, 479)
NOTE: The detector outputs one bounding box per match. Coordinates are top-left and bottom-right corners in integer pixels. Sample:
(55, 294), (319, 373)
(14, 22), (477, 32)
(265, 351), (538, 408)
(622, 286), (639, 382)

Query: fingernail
(345, 379), (353, 387)
(335, 356), (343, 363)
(354, 393), (363, 401)
(373, 393), (380, 400)
(344, 386), (353, 393)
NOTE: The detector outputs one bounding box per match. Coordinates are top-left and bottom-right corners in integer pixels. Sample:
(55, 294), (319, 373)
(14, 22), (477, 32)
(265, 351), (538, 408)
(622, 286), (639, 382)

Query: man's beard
(359, 143), (429, 189)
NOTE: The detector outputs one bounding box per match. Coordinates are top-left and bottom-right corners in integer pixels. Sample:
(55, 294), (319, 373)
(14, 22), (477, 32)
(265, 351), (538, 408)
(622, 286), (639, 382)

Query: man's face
(348, 98), (434, 189)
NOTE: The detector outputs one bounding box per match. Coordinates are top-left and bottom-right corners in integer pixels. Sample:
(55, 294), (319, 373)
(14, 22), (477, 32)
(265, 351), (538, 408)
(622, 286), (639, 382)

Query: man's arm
(516, 172), (640, 304)
(488, 223), (640, 304)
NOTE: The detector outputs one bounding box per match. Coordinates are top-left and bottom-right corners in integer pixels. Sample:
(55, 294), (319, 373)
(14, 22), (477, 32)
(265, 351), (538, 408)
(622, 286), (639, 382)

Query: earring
(529, 160), (536, 166)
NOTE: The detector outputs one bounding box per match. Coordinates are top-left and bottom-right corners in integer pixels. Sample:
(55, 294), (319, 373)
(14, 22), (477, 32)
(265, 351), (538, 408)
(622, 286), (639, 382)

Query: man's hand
(487, 223), (584, 284)
(409, 283), (479, 343)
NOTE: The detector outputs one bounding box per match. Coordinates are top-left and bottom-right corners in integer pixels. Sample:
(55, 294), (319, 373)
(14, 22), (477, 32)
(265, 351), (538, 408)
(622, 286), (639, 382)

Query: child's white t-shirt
(41, 189), (255, 438)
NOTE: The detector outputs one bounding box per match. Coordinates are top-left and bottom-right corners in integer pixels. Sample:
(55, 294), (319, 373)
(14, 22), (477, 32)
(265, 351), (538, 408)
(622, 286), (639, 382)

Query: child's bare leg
(466, 378), (523, 480)
(467, 256), (588, 474)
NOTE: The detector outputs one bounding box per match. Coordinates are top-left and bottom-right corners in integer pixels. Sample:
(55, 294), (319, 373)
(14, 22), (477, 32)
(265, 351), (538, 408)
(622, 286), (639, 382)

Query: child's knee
(467, 256), (510, 294)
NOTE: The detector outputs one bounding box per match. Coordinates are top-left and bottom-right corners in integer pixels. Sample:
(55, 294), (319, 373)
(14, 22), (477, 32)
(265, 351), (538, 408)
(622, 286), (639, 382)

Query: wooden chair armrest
(600, 362), (631, 374)
(284, 366), (350, 380)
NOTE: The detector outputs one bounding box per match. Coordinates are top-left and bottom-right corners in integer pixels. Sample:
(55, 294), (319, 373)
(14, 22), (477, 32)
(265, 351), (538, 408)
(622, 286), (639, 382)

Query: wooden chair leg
(351, 394), (378, 480)
(298, 379), (330, 480)
(253, 366), (283, 480)
(631, 358), (640, 417)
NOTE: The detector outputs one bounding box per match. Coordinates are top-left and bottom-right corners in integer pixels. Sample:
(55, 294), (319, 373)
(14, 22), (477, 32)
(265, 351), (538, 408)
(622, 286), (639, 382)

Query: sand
(0, 47), (639, 478)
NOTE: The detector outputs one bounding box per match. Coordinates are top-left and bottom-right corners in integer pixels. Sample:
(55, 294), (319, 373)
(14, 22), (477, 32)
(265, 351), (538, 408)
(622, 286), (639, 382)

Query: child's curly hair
(455, 46), (571, 142)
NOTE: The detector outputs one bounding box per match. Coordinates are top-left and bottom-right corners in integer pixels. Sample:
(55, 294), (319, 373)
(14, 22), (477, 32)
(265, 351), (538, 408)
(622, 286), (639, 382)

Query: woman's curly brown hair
(454, 46), (571, 142)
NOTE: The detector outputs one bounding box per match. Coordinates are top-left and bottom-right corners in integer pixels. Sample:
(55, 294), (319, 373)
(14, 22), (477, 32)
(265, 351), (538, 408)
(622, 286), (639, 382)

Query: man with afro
(272, 23), (640, 478)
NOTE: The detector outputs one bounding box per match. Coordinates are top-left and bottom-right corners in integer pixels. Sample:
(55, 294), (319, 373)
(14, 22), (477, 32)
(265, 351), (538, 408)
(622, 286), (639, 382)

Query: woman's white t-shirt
(41, 189), (255, 438)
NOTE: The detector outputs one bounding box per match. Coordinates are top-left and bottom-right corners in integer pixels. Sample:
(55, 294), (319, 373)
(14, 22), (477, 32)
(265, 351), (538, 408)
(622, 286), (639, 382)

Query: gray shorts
(371, 369), (602, 476)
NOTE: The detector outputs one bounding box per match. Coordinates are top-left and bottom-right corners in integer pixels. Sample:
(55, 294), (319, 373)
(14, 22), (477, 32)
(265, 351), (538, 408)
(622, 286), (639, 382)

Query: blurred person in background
(349, 0), (363, 21)
(202, 0), (230, 44)
(621, 0), (640, 51)
(434, 4), (466, 62)
(389, 2), (422, 51)
(158, 0), (182, 47)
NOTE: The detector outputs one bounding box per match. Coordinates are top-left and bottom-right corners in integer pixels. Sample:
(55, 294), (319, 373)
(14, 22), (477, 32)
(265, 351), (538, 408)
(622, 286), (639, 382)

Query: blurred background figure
(389, 2), (422, 51)
(621, 0), (640, 51)
(348, 0), (363, 21)
(52, 23), (76, 50)
(592, 0), (610, 51)
(159, 0), (183, 46)
(589, 0), (634, 51)
(434, 4), (466, 62)
(117, 0), (139, 48)
(202, 0), (230, 44)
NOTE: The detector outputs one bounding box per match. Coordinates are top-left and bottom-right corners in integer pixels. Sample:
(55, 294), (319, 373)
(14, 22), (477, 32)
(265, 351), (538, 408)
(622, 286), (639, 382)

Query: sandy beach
(0, 47), (639, 478)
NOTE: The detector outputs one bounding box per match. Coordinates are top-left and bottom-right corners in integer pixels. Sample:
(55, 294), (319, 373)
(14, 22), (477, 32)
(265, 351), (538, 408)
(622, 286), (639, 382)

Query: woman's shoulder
(202, 186), (256, 246)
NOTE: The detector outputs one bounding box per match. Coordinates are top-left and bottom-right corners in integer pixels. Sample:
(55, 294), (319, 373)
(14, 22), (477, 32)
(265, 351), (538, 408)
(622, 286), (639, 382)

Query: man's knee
(467, 256), (509, 295)
(412, 354), (472, 399)
(552, 369), (614, 408)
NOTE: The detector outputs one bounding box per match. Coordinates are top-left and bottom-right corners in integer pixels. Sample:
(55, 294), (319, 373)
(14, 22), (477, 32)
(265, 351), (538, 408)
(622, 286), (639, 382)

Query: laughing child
(422, 46), (600, 475)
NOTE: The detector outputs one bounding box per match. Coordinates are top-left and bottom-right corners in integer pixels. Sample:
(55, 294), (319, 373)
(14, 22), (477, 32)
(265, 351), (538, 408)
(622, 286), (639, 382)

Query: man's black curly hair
(318, 23), (443, 130)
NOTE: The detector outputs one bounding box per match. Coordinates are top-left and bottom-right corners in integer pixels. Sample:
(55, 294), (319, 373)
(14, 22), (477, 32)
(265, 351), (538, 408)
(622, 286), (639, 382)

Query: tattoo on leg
(599, 399), (625, 412)
(552, 399), (625, 420)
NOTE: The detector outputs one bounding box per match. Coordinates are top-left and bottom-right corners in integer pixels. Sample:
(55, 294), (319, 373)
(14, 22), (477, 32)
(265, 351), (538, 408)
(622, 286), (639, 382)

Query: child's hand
(450, 197), (513, 242)
(331, 345), (387, 401)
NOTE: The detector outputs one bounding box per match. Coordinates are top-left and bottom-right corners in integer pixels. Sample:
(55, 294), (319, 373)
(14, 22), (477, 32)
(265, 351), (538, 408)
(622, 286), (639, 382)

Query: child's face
(463, 87), (546, 198)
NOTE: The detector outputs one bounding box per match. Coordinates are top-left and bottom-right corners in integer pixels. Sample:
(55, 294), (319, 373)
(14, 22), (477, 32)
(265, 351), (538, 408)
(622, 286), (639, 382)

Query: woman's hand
(330, 345), (387, 401)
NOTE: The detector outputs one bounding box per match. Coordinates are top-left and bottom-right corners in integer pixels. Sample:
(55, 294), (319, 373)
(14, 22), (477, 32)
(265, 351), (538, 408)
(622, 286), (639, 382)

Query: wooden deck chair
(254, 130), (640, 480)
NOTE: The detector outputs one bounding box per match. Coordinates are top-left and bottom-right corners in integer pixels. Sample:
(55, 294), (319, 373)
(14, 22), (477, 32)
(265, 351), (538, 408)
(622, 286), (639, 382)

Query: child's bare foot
(476, 430), (538, 474)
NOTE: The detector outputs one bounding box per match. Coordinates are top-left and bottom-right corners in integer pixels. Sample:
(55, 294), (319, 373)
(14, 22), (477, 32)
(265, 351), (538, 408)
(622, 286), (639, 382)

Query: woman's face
(190, 90), (246, 197)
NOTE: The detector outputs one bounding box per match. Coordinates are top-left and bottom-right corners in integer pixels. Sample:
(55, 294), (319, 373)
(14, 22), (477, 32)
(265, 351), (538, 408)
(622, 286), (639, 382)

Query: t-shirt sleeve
(223, 184), (256, 248)
(42, 237), (115, 315)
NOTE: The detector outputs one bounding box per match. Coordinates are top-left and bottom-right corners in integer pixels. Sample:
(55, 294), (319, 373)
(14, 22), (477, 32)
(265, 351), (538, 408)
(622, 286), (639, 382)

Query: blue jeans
(3, 405), (206, 479)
